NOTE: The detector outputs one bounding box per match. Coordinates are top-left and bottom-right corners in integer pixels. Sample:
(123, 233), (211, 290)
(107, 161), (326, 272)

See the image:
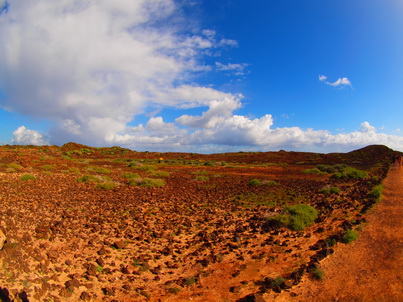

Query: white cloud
(215, 62), (248, 75)
(319, 74), (352, 87)
(0, 0), (243, 146)
(176, 96), (242, 128)
(12, 126), (49, 146)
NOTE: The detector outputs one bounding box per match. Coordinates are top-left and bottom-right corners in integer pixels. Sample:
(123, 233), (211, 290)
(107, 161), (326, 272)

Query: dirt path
(270, 166), (403, 302)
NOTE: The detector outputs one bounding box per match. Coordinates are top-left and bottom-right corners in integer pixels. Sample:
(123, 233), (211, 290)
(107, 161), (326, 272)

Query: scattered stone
(113, 240), (125, 249)
(237, 293), (266, 302)
(79, 291), (91, 301)
(0, 229), (6, 250)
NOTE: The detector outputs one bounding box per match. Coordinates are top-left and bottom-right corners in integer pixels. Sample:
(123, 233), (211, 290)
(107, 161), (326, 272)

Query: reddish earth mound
(0, 144), (396, 301)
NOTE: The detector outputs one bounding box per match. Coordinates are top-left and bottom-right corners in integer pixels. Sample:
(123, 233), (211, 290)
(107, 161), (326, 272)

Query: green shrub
(7, 163), (22, 170)
(311, 267), (325, 280)
(41, 164), (55, 171)
(96, 182), (116, 190)
(302, 168), (328, 175)
(95, 265), (104, 273)
(319, 186), (341, 195)
(248, 179), (262, 186)
(267, 204), (318, 231)
(68, 167), (81, 174)
(85, 166), (111, 174)
(127, 177), (144, 186)
(128, 163), (157, 171)
(342, 229), (358, 244)
(264, 180), (279, 186)
(368, 184), (383, 201)
(184, 276), (196, 286)
(141, 178), (166, 188)
(121, 172), (140, 179)
(331, 167), (367, 180)
(20, 174), (36, 181)
(149, 170), (170, 178)
(77, 175), (107, 183)
(129, 177), (166, 188)
(195, 175), (210, 181)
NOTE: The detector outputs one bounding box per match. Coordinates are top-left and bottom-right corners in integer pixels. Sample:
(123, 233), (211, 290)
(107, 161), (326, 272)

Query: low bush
(8, 163), (22, 170)
(368, 184), (384, 201)
(121, 172), (140, 179)
(85, 166), (111, 174)
(263, 180), (278, 186)
(331, 167), (367, 180)
(41, 164), (55, 171)
(267, 204), (318, 231)
(302, 168), (328, 175)
(20, 174), (36, 181)
(77, 175), (109, 183)
(311, 267), (325, 280)
(342, 229), (358, 244)
(96, 182), (116, 190)
(248, 179), (262, 186)
(195, 175), (210, 181)
(316, 164), (347, 174)
(319, 186), (341, 195)
(128, 162), (157, 171)
(149, 170), (170, 178)
(127, 177), (144, 186)
(129, 177), (166, 188)
(141, 178), (166, 188)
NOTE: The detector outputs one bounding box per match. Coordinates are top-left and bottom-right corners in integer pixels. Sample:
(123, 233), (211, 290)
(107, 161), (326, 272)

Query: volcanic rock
(0, 229), (6, 250)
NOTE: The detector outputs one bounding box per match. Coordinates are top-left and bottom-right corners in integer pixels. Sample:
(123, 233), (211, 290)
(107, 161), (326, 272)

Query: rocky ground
(0, 144), (397, 301)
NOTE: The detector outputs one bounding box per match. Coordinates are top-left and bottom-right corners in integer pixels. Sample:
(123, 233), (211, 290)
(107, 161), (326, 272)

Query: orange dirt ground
(269, 165), (403, 302)
(0, 144), (401, 302)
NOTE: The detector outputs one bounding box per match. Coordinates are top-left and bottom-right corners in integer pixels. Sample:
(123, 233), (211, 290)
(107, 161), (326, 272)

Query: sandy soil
(270, 166), (403, 302)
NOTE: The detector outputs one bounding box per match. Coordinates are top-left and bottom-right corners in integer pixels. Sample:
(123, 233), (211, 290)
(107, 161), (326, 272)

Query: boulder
(0, 229), (6, 250)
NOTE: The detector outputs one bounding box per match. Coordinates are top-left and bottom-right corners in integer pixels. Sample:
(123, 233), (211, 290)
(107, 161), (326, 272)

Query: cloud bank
(1, 1), (403, 152)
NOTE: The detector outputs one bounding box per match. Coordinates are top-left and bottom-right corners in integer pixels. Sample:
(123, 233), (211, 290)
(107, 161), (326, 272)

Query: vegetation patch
(7, 163), (22, 172)
(85, 166), (111, 174)
(129, 163), (158, 171)
(195, 175), (210, 181)
(368, 184), (384, 201)
(267, 204), (318, 231)
(311, 267), (325, 280)
(331, 167), (368, 180)
(121, 172), (140, 179)
(20, 174), (36, 181)
(40, 164), (55, 171)
(319, 186), (341, 195)
(302, 168), (328, 175)
(129, 177), (166, 188)
(342, 229), (358, 244)
(248, 178), (262, 186)
(96, 182), (117, 190)
(77, 175), (110, 183)
(149, 170), (170, 178)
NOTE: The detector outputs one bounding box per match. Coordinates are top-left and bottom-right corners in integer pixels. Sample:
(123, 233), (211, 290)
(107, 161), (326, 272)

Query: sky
(0, 0), (403, 153)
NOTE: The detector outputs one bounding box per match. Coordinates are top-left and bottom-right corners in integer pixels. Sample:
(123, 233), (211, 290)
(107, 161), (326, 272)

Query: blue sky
(1, 0), (402, 152)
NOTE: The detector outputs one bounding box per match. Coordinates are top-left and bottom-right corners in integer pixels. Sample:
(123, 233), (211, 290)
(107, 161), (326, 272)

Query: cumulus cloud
(319, 75), (352, 87)
(12, 126), (49, 146)
(0, 0), (242, 146)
